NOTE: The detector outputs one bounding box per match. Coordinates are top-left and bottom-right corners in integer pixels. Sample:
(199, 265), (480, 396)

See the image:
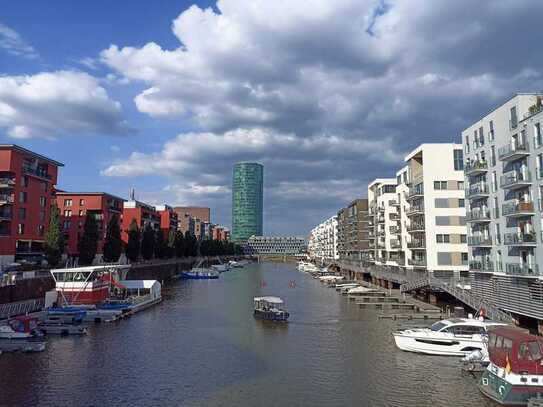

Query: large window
(453, 149), (464, 171)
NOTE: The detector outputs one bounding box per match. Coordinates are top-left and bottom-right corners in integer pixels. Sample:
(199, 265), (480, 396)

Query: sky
(1, 1), (543, 236)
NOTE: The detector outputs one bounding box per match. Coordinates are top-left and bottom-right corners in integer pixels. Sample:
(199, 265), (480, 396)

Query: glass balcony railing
(466, 209), (491, 222)
(464, 160), (488, 175)
(500, 170), (532, 189)
(467, 235), (493, 246)
(408, 258), (427, 267)
(406, 204), (424, 216)
(407, 185), (424, 199)
(469, 260), (494, 272)
(407, 240), (426, 249)
(22, 166), (52, 180)
(503, 232), (537, 245)
(502, 200), (535, 217)
(407, 222), (425, 232)
(498, 142), (529, 161)
(0, 194), (14, 204)
(466, 182), (489, 198)
(505, 263), (539, 277)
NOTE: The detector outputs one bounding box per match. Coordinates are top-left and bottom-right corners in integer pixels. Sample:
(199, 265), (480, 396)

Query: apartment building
(368, 179), (398, 266)
(121, 200), (161, 244)
(0, 145), (63, 264)
(404, 144), (468, 278)
(155, 205), (179, 238)
(462, 93), (543, 324)
(394, 166), (411, 268)
(337, 199), (370, 261)
(56, 192), (124, 258)
(245, 236), (307, 255)
(308, 215), (338, 262)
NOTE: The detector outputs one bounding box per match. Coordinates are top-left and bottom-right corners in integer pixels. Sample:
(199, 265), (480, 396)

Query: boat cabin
(487, 326), (543, 375)
(9, 315), (39, 333)
(254, 296), (285, 311)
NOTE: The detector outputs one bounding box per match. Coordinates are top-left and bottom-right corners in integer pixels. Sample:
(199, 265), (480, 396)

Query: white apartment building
(462, 93), (543, 324)
(308, 216), (339, 261)
(394, 166), (411, 268)
(404, 144), (468, 278)
(368, 179), (398, 266)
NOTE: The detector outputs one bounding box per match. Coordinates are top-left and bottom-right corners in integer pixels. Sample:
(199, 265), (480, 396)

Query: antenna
(130, 188), (135, 201)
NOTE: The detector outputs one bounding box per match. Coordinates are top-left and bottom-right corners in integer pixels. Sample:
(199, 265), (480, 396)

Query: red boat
(479, 325), (543, 405)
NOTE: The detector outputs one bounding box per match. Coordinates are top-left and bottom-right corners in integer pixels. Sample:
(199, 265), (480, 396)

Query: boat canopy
(120, 280), (161, 299)
(254, 296), (283, 304)
(487, 326), (543, 375)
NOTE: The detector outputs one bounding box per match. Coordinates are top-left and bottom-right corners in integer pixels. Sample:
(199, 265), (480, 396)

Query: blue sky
(1, 0), (543, 235)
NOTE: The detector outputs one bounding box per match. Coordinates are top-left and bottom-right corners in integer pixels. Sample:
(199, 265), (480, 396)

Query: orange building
(121, 200), (161, 244)
(155, 204), (179, 237)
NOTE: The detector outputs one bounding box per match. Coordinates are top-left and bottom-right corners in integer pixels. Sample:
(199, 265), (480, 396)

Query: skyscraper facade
(232, 162), (263, 243)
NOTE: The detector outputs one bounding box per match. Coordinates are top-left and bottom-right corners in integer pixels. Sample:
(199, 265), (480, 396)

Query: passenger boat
(253, 296), (289, 322)
(180, 268), (219, 280)
(392, 317), (506, 356)
(479, 326), (543, 405)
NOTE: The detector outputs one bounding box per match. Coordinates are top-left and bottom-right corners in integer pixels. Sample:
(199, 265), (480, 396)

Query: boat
(180, 268), (219, 280)
(46, 307), (87, 324)
(347, 286), (379, 295)
(253, 296), (289, 322)
(0, 316), (46, 353)
(392, 317), (507, 356)
(211, 264), (229, 273)
(228, 261), (243, 268)
(319, 275), (344, 283)
(479, 325), (543, 405)
(39, 321), (87, 336)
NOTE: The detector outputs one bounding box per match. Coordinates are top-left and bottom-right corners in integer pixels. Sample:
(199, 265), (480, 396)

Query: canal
(0, 262), (496, 406)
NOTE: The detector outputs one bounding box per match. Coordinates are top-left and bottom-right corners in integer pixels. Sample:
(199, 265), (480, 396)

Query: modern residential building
(308, 215), (338, 262)
(244, 236), (307, 256)
(462, 93), (543, 326)
(173, 206), (210, 223)
(56, 192), (124, 258)
(403, 144), (468, 278)
(155, 204), (179, 238)
(0, 145), (64, 264)
(174, 206), (211, 238)
(121, 200), (161, 244)
(336, 199), (370, 261)
(231, 162), (264, 244)
(368, 179), (398, 266)
(394, 166), (411, 269)
(212, 225), (230, 241)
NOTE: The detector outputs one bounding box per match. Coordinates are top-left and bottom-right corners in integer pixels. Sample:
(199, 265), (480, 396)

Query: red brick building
(173, 206), (210, 223)
(0, 145), (63, 264)
(56, 192), (125, 257)
(212, 226), (230, 241)
(155, 204), (179, 237)
(121, 201), (161, 244)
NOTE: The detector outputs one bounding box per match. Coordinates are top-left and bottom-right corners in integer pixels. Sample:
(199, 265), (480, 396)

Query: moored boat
(392, 317), (506, 356)
(180, 268), (219, 279)
(253, 296), (289, 322)
(0, 316), (46, 353)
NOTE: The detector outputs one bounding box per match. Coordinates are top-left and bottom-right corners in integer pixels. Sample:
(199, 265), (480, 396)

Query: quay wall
(0, 276), (55, 304)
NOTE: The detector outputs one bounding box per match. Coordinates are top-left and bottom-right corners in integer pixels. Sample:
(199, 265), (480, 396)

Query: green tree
(141, 224), (155, 260)
(126, 219), (141, 263)
(166, 229), (176, 258)
(184, 231), (198, 257)
(154, 229), (167, 259)
(102, 214), (122, 262)
(44, 204), (65, 268)
(174, 230), (185, 257)
(77, 213), (99, 266)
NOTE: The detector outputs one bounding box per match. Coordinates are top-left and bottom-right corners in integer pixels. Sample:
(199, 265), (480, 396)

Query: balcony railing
(502, 200), (535, 217)
(464, 160), (488, 175)
(466, 209), (491, 222)
(388, 200), (399, 206)
(407, 222), (425, 232)
(0, 178), (15, 187)
(469, 260), (494, 272)
(0, 211), (12, 221)
(505, 263), (539, 277)
(498, 142), (529, 161)
(0, 194), (14, 204)
(467, 235), (493, 246)
(406, 205), (424, 216)
(408, 258), (427, 267)
(503, 232), (537, 245)
(466, 182), (489, 198)
(22, 166), (52, 180)
(500, 170), (532, 189)
(407, 185), (424, 199)
(407, 240), (426, 249)
(390, 240), (401, 249)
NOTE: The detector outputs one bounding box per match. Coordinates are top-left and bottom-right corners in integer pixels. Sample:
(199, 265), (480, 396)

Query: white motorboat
(392, 317), (507, 356)
(347, 286), (379, 295)
(319, 275), (344, 282)
(0, 316), (42, 339)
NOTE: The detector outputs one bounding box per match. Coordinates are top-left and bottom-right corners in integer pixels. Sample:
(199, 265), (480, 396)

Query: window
(79, 199), (85, 206)
(64, 209), (72, 217)
(39, 196), (46, 207)
(64, 199), (72, 207)
(462, 252), (468, 263)
(494, 196), (499, 218)
(435, 198), (449, 208)
(437, 252), (452, 265)
(22, 176), (29, 187)
(436, 234), (450, 243)
(490, 146), (496, 167)
(479, 127), (484, 146)
(535, 123), (542, 148)
(465, 136), (470, 154)
(17, 223), (24, 235)
(459, 199), (465, 208)
(434, 181), (448, 190)
(458, 181), (464, 190)
(474, 130), (479, 149)
(18, 207), (26, 220)
(460, 234), (467, 243)
(511, 106), (518, 128)
(492, 171), (497, 192)
(19, 191), (27, 203)
(495, 223), (501, 244)
(453, 149), (464, 170)
(489, 120), (495, 141)
(538, 154), (543, 179)
(38, 224), (45, 236)
(435, 216), (451, 226)
(79, 210), (84, 216)
(63, 220), (71, 230)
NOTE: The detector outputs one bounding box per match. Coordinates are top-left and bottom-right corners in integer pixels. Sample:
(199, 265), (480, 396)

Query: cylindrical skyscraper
(232, 162), (263, 244)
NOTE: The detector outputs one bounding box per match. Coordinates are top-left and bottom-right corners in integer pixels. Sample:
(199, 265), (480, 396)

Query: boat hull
(393, 332), (485, 356)
(254, 309), (289, 322)
(478, 368), (543, 406)
(180, 272), (219, 280)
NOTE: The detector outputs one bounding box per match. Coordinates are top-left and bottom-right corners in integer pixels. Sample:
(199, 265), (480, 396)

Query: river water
(0, 262), (496, 407)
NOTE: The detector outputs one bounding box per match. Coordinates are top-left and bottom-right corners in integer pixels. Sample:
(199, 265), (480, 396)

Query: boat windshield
(430, 322), (448, 332)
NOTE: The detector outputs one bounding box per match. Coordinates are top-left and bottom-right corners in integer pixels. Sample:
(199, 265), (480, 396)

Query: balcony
(502, 200), (535, 218)
(22, 166), (52, 180)
(407, 185), (424, 200)
(0, 211), (12, 221)
(466, 208), (491, 223)
(469, 260), (495, 273)
(408, 258), (427, 267)
(467, 235), (493, 247)
(500, 170), (532, 190)
(388, 200), (400, 207)
(389, 213), (400, 221)
(407, 222), (425, 232)
(505, 263), (539, 277)
(0, 178), (15, 188)
(0, 194), (14, 205)
(406, 204), (425, 216)
(407, 240), (426, 249)
(389, 226), (400, 234)
(466, 182), (489, 199)
(498, 142), (529, 161)
(464, 160), (488, 176)
(390, 240), (401, 249)
(378, 216), (385, 223)
(503, 232), (537, 246)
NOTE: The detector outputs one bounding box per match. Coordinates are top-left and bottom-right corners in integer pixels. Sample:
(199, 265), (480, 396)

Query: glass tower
(232, 162), (263, 244)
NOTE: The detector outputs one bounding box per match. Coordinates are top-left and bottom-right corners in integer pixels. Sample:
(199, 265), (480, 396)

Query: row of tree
(43, 204), (243, 267)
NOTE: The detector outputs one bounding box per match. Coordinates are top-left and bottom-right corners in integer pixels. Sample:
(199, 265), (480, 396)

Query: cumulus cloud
(0, 23), (38, 59)
(99, 0), (543, 233)
(0, 70), (131, 139)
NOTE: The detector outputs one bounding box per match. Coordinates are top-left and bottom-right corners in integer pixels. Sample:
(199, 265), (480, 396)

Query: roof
(55, 191), (126, 201)
(254, 296), (283, 304)
(0, 144), (64, 166)
(368, 178), (396, 189)
(487, 325), (537, 341)
(404, 143), (462, 162)
(119, 280), (160, 289)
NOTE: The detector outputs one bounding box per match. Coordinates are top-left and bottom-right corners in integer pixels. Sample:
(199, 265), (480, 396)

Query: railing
(504, 232), (537, 245)
(509, 119), (518, 130)
(0, 298), (45, 320)
(0, 194), (14, 204)
(465, 160), (488, 174)
(467, 235), (493, 246)
(469, 260), (494, 272)
(407, 222), (425, 232)
(22, 166), (52, 180)
(407, 185), (424, 198)
(498, 142), (529, 160)
(466, 182), (489, 198)
(500, 170), (532, 188)
(502, 200), (535, 216)
(388, 200), (399, 206)
(407, 240), (426, 249)
(466, 209), (490, 222)
(408, 258), (427, 267)
(0, 178), (15, 187)
(505, 263), (539, 277)
(390, 240), (401, 249)
(406, 205), (424, 216)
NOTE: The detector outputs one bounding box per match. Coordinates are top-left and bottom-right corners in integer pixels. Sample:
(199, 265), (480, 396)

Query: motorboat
(253, 296), (289, 322)
(479, 326), (543, 405)
(211, 264), (230, 273)
(180, 268), (219, 280)
(319, 275), (344, 283)
(0, 316), (42, 339)
(40, 321), (87, 336)
(228, 261), (243, 268)
(392, 317), (507, 356)
(347, 286), (380, 295)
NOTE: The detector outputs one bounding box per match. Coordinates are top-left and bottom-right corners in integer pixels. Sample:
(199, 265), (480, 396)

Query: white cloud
(0, 70), (131, 139)
(0, 23), (38, 59)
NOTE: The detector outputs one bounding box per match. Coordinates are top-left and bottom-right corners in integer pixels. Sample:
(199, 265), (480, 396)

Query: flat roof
(404, 143), (462, 162)
(0, 144), (64, 166)
(368, 178), (395, 189)
(55, 191), (126, 201)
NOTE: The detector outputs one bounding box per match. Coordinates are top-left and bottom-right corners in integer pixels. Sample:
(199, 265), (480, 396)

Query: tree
(77, 213), (99, 266)
(141, 224), (155, 260)
(103, 214), (122, 262)
(154, 229), (166, 259)
(126, 219), (141, 263)
(174, 230), (185, 258)
(166, 229), (176, 258)
(44, 204), (64, 267)
(184, 231), (198, 257)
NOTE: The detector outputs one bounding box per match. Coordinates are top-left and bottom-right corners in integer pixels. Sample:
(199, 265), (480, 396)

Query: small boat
(319, 275), (344, 282)
(46, 307), (87, 324)
(392, 317), (507, 356)
(180, 268), (219, 280)
(39, 321), (87, 336)
(0, 316), (46, 353)
(253, 296), (289, 322)
(211, 264), (229, 273)
(479, 325), (543, 405)
(228, 261), (243, 268)
(347, 286), (379, 295)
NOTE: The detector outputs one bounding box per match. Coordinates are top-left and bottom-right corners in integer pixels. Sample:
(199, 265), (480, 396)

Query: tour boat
(392, 317), (507, 356)
(479, 326), (543, 405)
(180, 268), (219, 280)
(253, 296), (289, 322)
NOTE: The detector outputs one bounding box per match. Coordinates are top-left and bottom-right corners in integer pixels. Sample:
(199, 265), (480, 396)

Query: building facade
(368, 179), (398, 266)
(0, 145), (63, 264)
(231, 162), (264, 244)
(155, 204), (179, 238)
(121, 201), (161, 244)
(56, 192), (124, 258)
(308, 215), (338, 262)
(462, 93), (543, 324)
(245, 236), (307, 255)
(337, 199), (370, 261)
